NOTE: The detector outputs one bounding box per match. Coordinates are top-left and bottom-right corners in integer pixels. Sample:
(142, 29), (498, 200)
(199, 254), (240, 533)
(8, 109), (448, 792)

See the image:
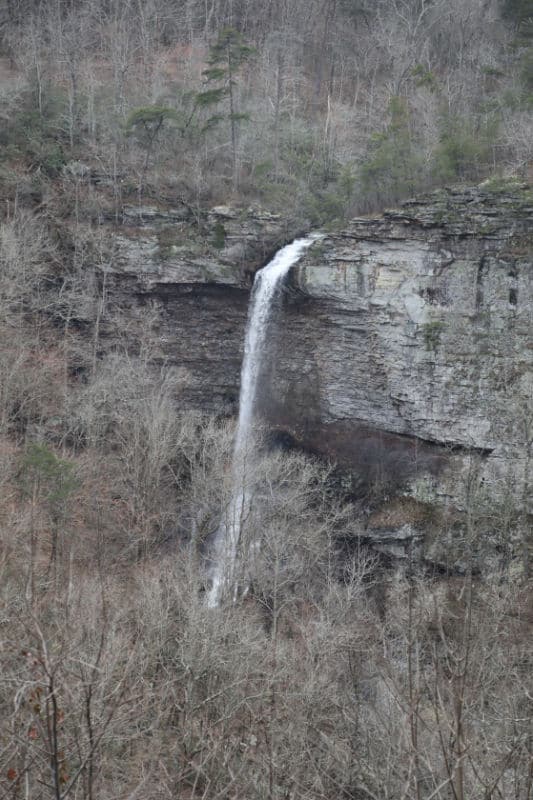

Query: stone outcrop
(91, 182), (533, 571)
(266, 182), (532, 569)
(112, 203), (302, 286)
(94, 204), (304, 413)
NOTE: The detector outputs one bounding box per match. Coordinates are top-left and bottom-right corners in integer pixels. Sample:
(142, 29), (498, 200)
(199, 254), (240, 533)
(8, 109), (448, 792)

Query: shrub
(359, 97), (423, 206)
(421, 319), (445, 351)
(432, 113), (499, 182)
(0, 86), (69, 176)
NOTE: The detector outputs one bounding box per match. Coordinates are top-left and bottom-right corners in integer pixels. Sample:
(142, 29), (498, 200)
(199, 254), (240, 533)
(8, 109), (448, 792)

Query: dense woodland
(0, 0), (532, 216)
(0, 1), (533, 798)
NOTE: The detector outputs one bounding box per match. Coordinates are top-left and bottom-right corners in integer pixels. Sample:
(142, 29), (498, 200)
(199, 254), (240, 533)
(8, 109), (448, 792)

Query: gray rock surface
(88, 183), (533, 571)
(91, 204), (305, 414)
(263, 182), (531, 570)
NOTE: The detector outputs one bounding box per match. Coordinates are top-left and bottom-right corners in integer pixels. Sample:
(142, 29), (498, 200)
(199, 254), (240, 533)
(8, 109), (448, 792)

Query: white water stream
(207, 234), (320, 607)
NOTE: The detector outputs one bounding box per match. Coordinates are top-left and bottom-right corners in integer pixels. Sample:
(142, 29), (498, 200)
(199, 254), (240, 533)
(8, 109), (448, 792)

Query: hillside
(0, 0), (532, 222)
(0, 2), (533, 799)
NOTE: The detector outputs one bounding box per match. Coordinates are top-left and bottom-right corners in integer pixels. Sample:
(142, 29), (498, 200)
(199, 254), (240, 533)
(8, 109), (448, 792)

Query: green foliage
(0, 87), (68, 176)
(206, 27), (256, 72)
(195, 87), (228, 108)
(432, 113), (499, 181)
(432, 124), (480, 181)
(482, 66), (506, 79)
(28, 139), (66, 177)
(501, 0), (532, 22)
(412, 64), (438, 92)
(501, 0), (533, 39)
(305, 190), (346, 225)
(359, 96), (422, 204)
(421, 320), (445, 351)
(20, 444), (78, 509)
(126, 105), (178, 140)
(127, 106), (177, 127)
(195, 28), (254, 134)
(126, 105), (180, 194)
(203, 67), (227, 83)
(482, 175), (525, 192)
(250, 122), (357, 224)
(252, 161), (273, 180)
(0, 0), (528, 219)
(201, 113), (225, 132)
(281, 129), (318, 178)
(304, 164), (357, 224)
(338, 163), (357, 200)
(212, 221), (226, 249)
(229, 112), (251, 123)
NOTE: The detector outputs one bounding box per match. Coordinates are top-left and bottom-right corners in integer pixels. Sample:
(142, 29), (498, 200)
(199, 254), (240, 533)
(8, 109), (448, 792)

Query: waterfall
(207, 234), (320, 607)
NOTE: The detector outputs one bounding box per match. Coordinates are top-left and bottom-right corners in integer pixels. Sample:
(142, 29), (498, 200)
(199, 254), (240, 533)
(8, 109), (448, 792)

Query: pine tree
(195, 28), (255, 189)
(126, 106), (178, 204)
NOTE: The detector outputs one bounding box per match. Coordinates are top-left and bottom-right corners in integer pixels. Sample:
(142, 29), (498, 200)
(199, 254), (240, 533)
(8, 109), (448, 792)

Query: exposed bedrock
(93, 183), (533, 570)
(90, 204), (304, 414)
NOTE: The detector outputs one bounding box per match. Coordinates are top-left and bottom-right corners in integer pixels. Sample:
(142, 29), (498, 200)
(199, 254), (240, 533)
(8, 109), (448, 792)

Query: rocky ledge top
(107, 203), (306, 289)
(344, 180), (533, 240)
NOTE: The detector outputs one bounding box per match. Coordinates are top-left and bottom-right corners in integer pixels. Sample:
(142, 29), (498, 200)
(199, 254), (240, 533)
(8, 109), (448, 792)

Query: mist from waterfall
(207, 234), (320, 607)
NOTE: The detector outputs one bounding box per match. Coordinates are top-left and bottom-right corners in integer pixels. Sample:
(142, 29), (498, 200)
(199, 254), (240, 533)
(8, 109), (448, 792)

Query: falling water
(207, 234), (320, 607)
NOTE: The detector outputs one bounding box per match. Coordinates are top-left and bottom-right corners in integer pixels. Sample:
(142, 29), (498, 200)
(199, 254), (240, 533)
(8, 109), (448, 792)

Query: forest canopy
(0, 0), (531, 219)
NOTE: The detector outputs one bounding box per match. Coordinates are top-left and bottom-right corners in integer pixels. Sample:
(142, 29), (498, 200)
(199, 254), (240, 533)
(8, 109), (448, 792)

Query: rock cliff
(93, 203), (302, 414)
(271, 182), (532, 569)
(93, 182), (533, 572)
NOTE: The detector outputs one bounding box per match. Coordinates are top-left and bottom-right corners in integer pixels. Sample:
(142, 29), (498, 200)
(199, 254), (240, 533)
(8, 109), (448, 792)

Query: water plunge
(207, 234), (320, 607)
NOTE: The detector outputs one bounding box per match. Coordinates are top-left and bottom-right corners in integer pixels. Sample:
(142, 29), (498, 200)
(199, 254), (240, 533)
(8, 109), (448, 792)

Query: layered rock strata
(269, 183), (532, 568)
(92, 183), (533, 570)
(94, 204), (302, 414)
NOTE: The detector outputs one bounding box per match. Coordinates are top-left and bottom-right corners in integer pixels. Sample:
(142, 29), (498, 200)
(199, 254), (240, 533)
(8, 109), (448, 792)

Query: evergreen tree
(126, 105), (178, 203)
(196, 27), (255, 189)
(359, 97), (421, 205)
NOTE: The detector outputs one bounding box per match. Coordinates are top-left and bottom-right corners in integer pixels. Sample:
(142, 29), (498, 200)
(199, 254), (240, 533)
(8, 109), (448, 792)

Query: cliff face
(267, 183), (532, 568)
(95, 183), (533, 571)
(95, 204), (301, 414)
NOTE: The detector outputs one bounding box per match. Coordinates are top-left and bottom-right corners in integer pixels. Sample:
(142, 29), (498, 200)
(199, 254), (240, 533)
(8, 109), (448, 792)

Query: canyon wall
(96, 182), (533, 570)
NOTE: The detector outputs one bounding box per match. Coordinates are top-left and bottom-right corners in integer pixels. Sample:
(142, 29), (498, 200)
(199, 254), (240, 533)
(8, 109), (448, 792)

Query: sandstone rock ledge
(86, 184), (532, 572)
(92, 204), (306, 414)
(264, 183), (532, 571)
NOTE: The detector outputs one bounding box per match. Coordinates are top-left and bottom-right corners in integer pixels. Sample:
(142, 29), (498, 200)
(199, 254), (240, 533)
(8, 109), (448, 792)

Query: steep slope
(269, 182), (532, 567)
(93, 181), (532, 570)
